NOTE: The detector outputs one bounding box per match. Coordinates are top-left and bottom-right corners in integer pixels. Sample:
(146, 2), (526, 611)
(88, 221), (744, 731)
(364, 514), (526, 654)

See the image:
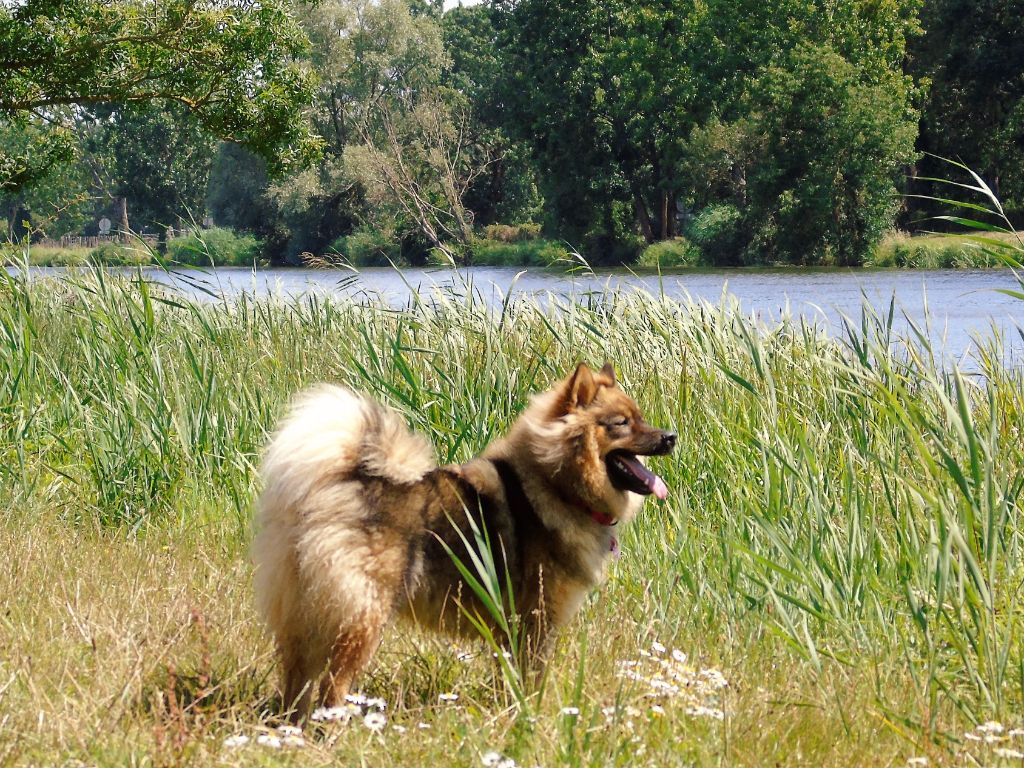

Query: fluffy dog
(253, 363), (675, 716)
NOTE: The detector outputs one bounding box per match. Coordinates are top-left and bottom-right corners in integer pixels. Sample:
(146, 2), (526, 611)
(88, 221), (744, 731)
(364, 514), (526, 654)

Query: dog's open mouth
(606, 451), (668, 499)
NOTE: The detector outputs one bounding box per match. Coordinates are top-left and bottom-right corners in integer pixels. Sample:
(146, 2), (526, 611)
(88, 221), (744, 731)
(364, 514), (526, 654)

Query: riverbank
(6, 228), (1021, 269)
(3, 268), (1024, 765)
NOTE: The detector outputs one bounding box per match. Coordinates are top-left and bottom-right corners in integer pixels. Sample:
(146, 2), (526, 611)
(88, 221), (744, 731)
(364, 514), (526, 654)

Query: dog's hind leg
(319, 614), (387, 707)
(281, 637), (323, 722)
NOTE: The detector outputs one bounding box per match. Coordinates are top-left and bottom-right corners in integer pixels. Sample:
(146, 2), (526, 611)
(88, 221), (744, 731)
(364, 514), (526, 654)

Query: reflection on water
(11, 264), (1024, 363)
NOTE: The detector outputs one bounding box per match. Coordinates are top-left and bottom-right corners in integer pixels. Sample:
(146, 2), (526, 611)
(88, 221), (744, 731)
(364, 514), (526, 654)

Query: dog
(253, 362), (675, 717)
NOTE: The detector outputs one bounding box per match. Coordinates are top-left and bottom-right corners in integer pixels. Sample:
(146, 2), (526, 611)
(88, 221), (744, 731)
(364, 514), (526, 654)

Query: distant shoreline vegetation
(4, 225), (1019, 270)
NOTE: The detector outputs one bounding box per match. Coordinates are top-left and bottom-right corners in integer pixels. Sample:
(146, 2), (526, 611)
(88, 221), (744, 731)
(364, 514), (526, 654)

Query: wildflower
(497, 759), (517, 768)
(1010, 728), (1024, 738)
(685, 705), (725, 720)
(699, 669), (729, 689)
(906, 758), (928, 767)
(438, 692), (460, 703)
(282, 734), (305, 748)
(650, 705), (666, 716)
(417, 722), (432, 730)
(979, 721), (1006, 734)
(393, 724), (407, 734)
(671, 649), (687, 664)
(651, 641), (666, 654)
(363, 711), (387, 731)
(256, 734), (282, 749)
(277, 724), (302, 737)
(311, 705), (354, 723)
(482, 752), (502, 766)
(345, 693), (368, 706)
(964, 732), (983, 742)
(223, 734), (249, 748)
(560, 706), (580, 716)
(365, 697), (387, 710)
(994, 748), (1024, 759)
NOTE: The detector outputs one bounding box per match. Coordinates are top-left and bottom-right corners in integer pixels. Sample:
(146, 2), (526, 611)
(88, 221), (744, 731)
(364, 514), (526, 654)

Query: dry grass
(0, 505), (991, 767)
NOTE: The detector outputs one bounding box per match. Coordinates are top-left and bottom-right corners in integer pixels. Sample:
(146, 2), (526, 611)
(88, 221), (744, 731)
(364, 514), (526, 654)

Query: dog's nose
(660, 432), (677, 452)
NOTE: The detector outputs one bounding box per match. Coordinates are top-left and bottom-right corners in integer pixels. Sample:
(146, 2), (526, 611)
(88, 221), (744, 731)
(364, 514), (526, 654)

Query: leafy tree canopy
(0, 0), (321, 192)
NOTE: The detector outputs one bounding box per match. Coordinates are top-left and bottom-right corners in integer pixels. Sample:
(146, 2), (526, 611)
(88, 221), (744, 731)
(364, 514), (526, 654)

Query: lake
(13, 265), (1024, 364)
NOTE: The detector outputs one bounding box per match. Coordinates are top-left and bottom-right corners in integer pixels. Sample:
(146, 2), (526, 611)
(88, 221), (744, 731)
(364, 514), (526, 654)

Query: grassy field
(2, 264), (1024, 766)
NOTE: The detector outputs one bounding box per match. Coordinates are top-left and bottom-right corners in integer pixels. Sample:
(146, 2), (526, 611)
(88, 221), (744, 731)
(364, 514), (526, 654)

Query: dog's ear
(598, 361), (616, 386)
(555, 362), (600, 413)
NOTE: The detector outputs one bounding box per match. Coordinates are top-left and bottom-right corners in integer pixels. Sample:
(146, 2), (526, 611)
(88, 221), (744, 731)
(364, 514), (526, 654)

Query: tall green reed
(2, 260), (1022, 736)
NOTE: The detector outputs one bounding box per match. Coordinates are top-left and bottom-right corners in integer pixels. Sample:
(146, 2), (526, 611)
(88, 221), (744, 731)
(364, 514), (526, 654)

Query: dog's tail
(252, 385), (435, 669)
(258, 384), (435, 508)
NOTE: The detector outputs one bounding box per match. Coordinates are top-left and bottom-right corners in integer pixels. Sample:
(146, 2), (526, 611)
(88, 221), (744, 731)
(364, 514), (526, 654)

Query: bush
(89, 242), (152, 266)
(479, 223), (542, 242)
(637, 237), (704, 268)
(869, 232), (1000, 268)
(462, 237), (570, 266)
(166, 227), (261, 267)
(329, 226), (402, 267)
(687, 205), (745, 265)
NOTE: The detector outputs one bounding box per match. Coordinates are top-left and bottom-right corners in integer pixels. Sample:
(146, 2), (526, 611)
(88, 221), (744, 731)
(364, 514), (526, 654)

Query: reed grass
(2, 258), (1023, 766)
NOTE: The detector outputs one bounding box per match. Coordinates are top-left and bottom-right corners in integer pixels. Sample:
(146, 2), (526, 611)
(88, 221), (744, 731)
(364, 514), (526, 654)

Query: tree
(746, 44), (919, 265)
(0, 0), (319, 193)
(494, 0), (921, 264)
(80, 103), (217, 236)
(440, 4), (541, 227)
(909, 0), (1024, 219)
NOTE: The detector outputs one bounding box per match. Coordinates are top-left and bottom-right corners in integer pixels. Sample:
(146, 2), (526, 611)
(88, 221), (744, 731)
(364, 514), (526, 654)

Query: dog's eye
(608, 416), (630, 428)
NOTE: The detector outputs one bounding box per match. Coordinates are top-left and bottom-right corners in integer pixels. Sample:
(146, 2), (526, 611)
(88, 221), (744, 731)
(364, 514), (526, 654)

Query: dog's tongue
(617, 453), (669, 500)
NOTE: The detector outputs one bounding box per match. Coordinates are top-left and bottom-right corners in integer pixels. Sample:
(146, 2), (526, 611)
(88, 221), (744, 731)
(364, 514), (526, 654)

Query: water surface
(14, 265), (1024, 364)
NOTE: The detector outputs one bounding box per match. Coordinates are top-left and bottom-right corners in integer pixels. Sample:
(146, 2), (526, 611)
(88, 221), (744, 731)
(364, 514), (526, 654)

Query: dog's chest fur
(384, 457), (611, 638)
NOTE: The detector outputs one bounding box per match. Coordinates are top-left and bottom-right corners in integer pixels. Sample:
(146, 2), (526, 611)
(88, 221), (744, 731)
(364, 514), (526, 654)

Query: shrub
(687, 204), (745, 265)
(462, 237), (570, 266)
(166, 227), (261, 267)
(869, 232), (999, 268)
(480, 223), (542, 243)
(89, 242), (151, 266)
(637, 237), (704, 268)
(329, 226), (402, 267)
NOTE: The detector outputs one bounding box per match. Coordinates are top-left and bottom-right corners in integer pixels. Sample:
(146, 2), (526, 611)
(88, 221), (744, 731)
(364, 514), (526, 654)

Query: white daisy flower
(311, 706), (353, 723)
(560, 706), (580, 716)
(222, 734), (249, 748)
(365, 697), (387, 710)
(281, 734), (305, 748)
(363, 711), (387, 731)
(345, 693), (368, 706)
(650, 705), (666, 716)
(277, 724), (302, 737)
(256, 734), (282, 749)
(417, 722), (432, 730)
(979, 721), (1006, 734)
(994, 748), (1024, 759)
(671, 649), (687, 664)
(438, 692), (460, 703)
(482, 752), (502, 767)
(497, 759), (517, 768)
(651, 641), (666, 654)
(906, 758), (928, 766)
